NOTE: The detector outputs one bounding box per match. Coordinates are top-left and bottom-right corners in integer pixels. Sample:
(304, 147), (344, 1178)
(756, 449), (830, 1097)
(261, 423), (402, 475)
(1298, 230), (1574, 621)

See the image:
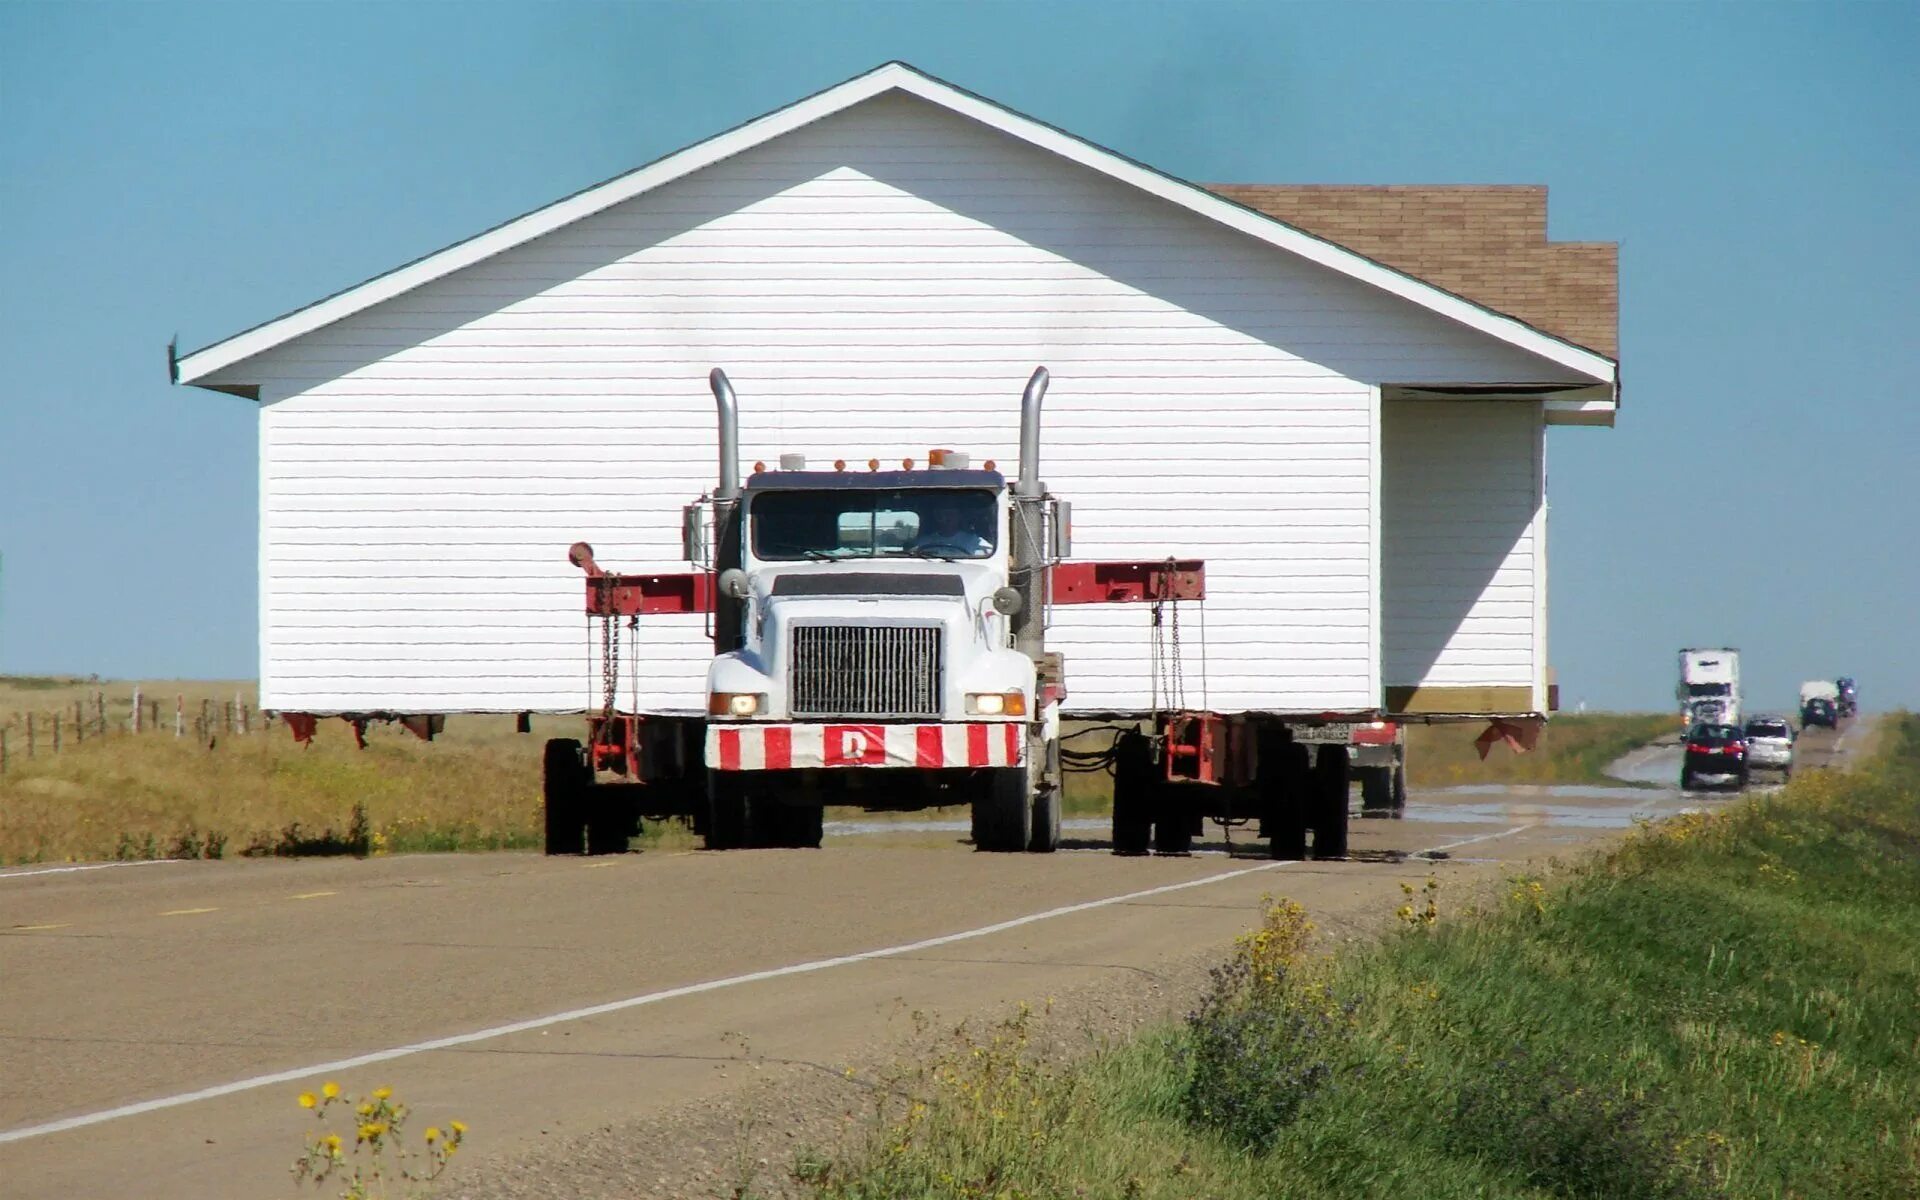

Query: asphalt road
(0, 725), (1859, 1198)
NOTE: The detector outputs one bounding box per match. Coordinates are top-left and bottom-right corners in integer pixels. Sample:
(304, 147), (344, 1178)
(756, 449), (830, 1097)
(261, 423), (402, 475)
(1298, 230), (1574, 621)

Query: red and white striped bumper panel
(707, 722), (1024, 771)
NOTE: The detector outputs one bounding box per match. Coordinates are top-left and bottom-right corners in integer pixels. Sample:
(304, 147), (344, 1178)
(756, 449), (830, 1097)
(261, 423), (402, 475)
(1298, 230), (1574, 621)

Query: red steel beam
(586, 572), (714, 616)
(1050, 560), (1205, 605)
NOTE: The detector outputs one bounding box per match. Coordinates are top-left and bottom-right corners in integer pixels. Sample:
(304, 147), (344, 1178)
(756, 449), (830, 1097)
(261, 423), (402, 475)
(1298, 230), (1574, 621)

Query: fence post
(95, 691), (106, 738)
(26, 712), (34, 757)
(53, 712), (61, 753)
(175, 694), (183, 739)
(150, 699), (159, 734)
(132, 686), (142, 734)
(73, 700), (84, 744)
(1, 727), (8, 775)
(240, 702), (251, 736)
(199, 698), (210, 741)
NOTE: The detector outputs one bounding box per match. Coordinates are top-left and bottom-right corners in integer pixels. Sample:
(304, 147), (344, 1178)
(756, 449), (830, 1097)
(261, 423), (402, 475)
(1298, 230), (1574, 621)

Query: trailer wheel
(1151, 791), (1193, 856)
(975, 766), (1032, 852)
(1262, 738), (1309, 861)
(1391, 761), (1408, 817)
(585, 803), (635, 856)
(1359, 766), (1392, 817)
(705, 770), (749, 850)
(1110, 730), (1153, 856)
(1311, 745), (1350, 860)
(542, 738), (588, 856)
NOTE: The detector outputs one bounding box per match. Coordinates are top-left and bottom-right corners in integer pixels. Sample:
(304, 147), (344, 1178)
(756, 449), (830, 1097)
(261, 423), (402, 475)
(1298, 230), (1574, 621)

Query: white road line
(0, 826), (1534, 1145)
(1412, 823), (1542, 855)
(0, 860), (176, 881)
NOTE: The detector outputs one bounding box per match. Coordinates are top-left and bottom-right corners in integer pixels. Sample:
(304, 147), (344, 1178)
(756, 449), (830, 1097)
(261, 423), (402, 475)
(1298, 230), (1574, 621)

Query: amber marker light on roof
(902, 458), (914, 470)
(867, 458), (880, 471)
(983, 459), (996, 471)
(834, 459), (846, 470)
(752, 460), (766, 473)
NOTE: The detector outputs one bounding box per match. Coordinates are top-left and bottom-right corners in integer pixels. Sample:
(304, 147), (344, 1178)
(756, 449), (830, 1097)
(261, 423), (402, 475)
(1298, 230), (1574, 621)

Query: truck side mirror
(718, 568), (750, 599)
(682, 501), (711, 566)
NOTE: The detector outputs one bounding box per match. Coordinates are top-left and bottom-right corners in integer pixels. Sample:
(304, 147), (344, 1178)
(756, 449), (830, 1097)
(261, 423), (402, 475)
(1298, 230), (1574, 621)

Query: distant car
(1681, 723), (1749, 791)
(1802, 697), (1838, 729)
(1742, 716), (1794, 777)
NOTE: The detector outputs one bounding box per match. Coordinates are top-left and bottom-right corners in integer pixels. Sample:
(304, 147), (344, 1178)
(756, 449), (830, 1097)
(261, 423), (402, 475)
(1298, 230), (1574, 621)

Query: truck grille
(789, 624), (942, 718)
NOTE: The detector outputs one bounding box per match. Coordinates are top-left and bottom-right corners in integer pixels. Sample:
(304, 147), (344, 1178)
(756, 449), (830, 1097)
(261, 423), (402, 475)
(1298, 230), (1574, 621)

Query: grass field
(2, 676), (1671, 863)
(1403, 711), (1676, 787)
(801, 714), (1920, 1199)
(0, 677), (620, 863)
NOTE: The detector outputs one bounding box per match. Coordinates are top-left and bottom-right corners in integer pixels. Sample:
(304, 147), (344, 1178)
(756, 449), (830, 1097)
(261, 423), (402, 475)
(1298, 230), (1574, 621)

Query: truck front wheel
(543, 738), (588, 856)
(975, 766), (1032, 852)
(1359, 766), (1393, 817)
(705, 771), (749, 850)
(1027, 737), (1062, 853)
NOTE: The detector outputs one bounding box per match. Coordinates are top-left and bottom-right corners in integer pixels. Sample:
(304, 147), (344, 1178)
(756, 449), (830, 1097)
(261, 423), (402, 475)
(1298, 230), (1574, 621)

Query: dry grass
(0, 677), (625, 863)
(1404, 713), (1674, 787)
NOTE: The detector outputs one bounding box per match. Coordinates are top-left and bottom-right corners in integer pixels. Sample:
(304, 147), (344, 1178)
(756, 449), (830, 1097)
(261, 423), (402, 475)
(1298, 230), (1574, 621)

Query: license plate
(1292, 723), (1354, 744)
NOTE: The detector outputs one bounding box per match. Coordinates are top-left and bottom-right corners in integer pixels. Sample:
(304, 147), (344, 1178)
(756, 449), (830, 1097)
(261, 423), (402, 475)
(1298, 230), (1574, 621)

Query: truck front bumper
(708, 721), (1025, 770)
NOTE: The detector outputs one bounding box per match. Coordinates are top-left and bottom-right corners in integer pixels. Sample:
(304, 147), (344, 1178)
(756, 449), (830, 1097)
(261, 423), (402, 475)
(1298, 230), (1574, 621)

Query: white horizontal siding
(1381, 399), (1544, 692)
(230, 94), (1580, 715)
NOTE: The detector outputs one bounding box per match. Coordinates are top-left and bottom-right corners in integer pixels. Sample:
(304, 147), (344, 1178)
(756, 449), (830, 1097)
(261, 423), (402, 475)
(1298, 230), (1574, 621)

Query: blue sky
(1, 1), (1914, 712)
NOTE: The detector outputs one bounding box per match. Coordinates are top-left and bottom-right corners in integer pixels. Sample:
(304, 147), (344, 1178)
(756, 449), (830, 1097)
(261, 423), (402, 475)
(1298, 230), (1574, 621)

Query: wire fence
(0, 689), (268, 775)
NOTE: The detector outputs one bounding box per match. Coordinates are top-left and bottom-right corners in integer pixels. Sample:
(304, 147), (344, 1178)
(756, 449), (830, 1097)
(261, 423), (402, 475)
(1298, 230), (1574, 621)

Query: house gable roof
(173, 62), (1617, 389)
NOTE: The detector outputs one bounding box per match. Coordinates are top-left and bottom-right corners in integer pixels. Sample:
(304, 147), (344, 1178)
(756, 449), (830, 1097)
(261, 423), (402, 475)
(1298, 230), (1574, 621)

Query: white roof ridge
(174, 60), (1615, 388)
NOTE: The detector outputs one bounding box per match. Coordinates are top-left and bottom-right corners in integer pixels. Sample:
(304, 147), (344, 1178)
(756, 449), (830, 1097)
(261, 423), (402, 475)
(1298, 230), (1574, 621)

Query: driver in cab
(911, 501), (992, 557)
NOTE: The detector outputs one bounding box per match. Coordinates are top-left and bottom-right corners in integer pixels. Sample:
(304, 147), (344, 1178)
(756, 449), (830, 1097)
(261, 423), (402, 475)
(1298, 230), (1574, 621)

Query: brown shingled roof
(1206, 185), (1617, 359)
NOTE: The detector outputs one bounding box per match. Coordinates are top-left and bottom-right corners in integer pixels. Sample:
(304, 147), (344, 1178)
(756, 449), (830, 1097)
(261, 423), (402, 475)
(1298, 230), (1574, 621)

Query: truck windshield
(751, 487), (999, 560)
(1685, 683), (1731, 696)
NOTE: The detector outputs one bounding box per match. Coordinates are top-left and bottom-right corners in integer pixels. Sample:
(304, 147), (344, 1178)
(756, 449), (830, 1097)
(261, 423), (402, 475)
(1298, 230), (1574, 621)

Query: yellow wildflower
(371, 1086), (392, 1101)
(298, 1092), (317, 1109)
(450, 1119), (467, 1135)
(357, 1102), (374, 1116)
(425, 1126), (441, 1143)
(321, 1081), (340, 1099)
(323, 1133), (342, 1155)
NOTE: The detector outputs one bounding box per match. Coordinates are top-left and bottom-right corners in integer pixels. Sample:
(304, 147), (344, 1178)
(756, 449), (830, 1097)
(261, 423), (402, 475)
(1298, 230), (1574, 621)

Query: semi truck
(1677, 648), (1740, 729)
(544, 367), (1381, 860)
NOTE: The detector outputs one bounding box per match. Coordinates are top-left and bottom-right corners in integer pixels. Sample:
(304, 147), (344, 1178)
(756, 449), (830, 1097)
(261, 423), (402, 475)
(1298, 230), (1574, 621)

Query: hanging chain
(1149, 557), (1187, 722)
(599, 581), (619, 724)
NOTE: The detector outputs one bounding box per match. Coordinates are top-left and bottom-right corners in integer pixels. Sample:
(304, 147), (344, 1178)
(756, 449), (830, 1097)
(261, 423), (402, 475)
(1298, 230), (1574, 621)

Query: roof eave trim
(175, 61), (1616, 388)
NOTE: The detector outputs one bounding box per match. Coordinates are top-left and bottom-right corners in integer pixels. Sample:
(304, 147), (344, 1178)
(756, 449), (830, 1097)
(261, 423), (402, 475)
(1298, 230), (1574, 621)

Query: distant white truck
(1799, 680), (1840, 728)
(1678, 648), (1741, 728)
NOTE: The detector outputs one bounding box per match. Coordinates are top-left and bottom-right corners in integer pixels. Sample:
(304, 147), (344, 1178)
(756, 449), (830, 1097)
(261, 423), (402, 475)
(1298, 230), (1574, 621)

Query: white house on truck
(173, 61), (1617, 726)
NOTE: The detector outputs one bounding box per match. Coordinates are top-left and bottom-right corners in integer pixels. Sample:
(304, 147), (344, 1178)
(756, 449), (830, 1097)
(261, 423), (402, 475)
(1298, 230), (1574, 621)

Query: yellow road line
(10, 923), (70, 932)
(584, 861), (618, 869)
(290, 891), (336, 900)
(160, 907), (217, 917)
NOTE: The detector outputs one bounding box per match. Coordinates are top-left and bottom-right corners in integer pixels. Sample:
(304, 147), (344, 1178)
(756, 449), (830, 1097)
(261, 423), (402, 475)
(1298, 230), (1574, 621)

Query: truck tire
(543, 738), (588, 856)
(1262, 738), (1310, 861)
(975, 765), (1032, 852)
(1359, 766), (1392, 817)
(585, 803), (635, 856)
(1311, 745), (1350, 860)
(1152, 792), (1194, 856)
(1391, 761), (1408, 816)
(1028, 737), (1062, 853)
(1110, 730), (1153, 856)
(1027, 785), (1061, 853)
(753, 800), (823, 849)
(705, 771), (749, 850)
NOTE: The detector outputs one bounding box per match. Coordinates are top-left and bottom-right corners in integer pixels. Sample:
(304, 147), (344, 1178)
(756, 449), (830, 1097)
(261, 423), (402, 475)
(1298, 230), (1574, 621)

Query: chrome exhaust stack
(1016, 366), (1049, 498)
(710, 367), (740, 500)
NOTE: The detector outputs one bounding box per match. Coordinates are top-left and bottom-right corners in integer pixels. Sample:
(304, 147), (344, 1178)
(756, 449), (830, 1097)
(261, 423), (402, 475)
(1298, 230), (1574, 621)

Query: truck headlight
(966, 691), (1026, 716)
(708, 692), (766, 717)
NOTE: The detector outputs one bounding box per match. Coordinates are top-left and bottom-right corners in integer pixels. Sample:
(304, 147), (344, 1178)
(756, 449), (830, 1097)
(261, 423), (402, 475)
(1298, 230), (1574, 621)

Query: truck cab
(707, 462), (1036, 727)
